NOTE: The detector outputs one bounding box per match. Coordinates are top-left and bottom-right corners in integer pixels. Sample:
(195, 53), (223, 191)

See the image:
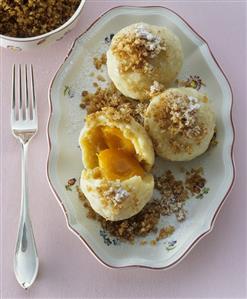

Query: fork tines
(12, 64), (36, 122)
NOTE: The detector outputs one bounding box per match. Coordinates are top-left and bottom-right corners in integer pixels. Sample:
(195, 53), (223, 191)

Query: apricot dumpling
(79, 107), (155, 221)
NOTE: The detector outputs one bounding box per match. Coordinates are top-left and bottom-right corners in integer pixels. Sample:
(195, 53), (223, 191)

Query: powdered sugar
(188, 96), (201, 112)
(134, 24), (166, 56)
(184, 96), (200, 126)
(114, 188), (130, 202)
(104, 186), (130, 204)
(150, 81), (164, 95)
(135, 25), (156, 41)
(169, 95), (201, 132)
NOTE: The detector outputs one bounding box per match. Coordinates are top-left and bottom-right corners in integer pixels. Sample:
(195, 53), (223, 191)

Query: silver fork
(11, 64), (39, 289)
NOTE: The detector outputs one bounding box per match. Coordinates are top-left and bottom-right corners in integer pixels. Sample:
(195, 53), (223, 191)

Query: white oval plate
(48, 6), (235, 269)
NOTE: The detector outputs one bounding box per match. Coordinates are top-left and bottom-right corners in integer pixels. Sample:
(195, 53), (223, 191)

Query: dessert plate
(47, 6), (235, 269)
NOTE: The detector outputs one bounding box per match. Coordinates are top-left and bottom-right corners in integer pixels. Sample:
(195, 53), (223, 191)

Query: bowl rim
(0, 0), (86, 42)
(47, 5), (236, 270)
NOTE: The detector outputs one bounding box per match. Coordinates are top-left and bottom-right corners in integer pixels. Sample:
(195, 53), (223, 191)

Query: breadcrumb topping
(111, 24), (166, 74)
(149, 91), (208, 154)
(81, 83), (149, 125)
(153, 92), (205, 137)
(149, 81), (165, 97)
(85, 106), (132, 124)
(76, 167), (206, 243)
(101, 184), (130, 205)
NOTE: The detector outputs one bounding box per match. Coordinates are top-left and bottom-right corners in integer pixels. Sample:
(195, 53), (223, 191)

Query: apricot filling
(82, 127), (107, 168)
(101, 127), (135, 153)
(98, 149), (144, 181)
(83, 126), (144, 180)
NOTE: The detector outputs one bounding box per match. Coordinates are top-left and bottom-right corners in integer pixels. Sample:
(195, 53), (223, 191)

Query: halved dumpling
(79, 107), (155, 221)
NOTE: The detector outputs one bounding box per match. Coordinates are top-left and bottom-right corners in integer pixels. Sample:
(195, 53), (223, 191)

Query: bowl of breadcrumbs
(0, 0), (86, 51)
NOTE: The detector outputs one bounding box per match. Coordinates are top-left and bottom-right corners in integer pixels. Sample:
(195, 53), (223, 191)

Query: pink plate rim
(46, 5), (236, 270)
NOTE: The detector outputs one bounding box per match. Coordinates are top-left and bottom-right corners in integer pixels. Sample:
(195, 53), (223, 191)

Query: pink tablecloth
(1, 1), (247, 298)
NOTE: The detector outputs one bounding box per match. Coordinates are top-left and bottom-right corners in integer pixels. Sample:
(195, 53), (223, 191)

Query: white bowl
(48, 6), (235, 269)
(0, 0), (86, 51)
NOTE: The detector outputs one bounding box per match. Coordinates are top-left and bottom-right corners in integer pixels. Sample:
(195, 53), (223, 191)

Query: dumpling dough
(79, 107), (155, 221)
(144, 87), (216, 161)
(107, 22), (183, 101)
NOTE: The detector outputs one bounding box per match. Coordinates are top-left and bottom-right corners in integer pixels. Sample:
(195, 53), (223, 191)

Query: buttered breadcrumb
(76, 167), (206, 243)
(145, 88), (215, 161)
(107, 23), (183, 100)
(93, 53), (107, 70)
(81, 83), (149, 125)
(151, 91), (207, 141)
(111, 24), (166, 74)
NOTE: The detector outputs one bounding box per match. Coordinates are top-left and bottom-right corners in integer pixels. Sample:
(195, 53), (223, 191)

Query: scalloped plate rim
(47, 5), (235, 270)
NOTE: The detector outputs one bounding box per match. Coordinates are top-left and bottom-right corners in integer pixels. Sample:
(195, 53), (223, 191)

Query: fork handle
(21, 142), (30, 212)
(14, 142), (39, 289)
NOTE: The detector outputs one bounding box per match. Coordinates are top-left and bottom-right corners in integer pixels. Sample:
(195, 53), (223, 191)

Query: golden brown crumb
(97, 75), (106, 82)
(101, 199), (161, 241)
(150, 240), (157, 246)
(156, 226), (175, 241)
(169, 139), (193, 155)
(82, 90), (89, 97)
(81, 83), (148, 125)
(149, 81), (165, 97)
(185, 168), (206, 195)
(140, 240), (147, 245)
(149, 90), (208, 154)
(65, 178), (77, 191)
(0, 0), (81, 38)
(93, 53), (107, 70)
(85, 106), (132, 124)
(154, 170), (188, 222)
(76, 166), (207, 243)
(93, 82), (99, 88)
(111, 26), (166, 74)
(77, 185), (160, 241)
(76, 186), (97, 220)
(67, 178), (76, 186)
(96, 181), (131, 208)
(104, 107), (132, 123)
(152, 91), (206, 140)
